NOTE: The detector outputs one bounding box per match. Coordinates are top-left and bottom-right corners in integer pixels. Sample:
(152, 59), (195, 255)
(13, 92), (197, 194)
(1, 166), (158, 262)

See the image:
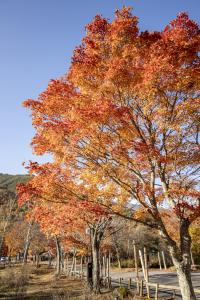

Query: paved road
(109, 269), (200, 298)
(68, 264), (200, 298)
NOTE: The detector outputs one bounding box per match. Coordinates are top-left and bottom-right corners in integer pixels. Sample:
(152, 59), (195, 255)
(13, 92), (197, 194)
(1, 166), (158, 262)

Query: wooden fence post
(155, 283), (159, 300)
(107, 255), (110, 279)
(103, 256), (106, 277)
(140, 280), (143, 296)
(144, 247), (149, 281)
(119, 277), (122, 288)
(133, 240), (139, 279)
(139, 250), (146, 280)
(108, 276), (111, 289)
(191, 250), (195, 266)
(144, 247), (150, 298)
(136, 276), (140, 294)
(128, 278), (131, 289)
(158, 252), (162, 270)
(162, 251), (167, 270)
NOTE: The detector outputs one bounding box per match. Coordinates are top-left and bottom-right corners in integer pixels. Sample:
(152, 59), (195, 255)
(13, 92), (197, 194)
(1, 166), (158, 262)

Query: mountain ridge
(0, 173), (30, 193)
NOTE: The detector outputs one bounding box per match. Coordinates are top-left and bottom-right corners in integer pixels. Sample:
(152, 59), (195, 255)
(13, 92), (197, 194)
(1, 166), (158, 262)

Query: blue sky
(0, 0), (199, 174)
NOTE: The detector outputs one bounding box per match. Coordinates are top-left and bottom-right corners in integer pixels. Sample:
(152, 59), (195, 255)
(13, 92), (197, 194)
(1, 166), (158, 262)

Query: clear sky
(0, 0), (199, 175)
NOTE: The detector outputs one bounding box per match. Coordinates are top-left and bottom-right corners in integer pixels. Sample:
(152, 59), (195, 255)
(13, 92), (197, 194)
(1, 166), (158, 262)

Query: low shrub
(115, 287), (129, 299)
(112, 259), (134, 268)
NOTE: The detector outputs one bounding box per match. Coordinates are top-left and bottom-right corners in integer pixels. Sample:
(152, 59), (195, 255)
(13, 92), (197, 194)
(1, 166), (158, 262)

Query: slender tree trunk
(133, 240), (139, 278)
(70, 248), (77, 275)
(91, 230), (101, 294)
(23, 222), (32, 265)
(48, 251), (52, 267)
(0, 195), (16, 256)
(36, 253), (40, 268)
(0, 236), (5, 257)
(191, 250), (195, 266)
(158, 251), (162, 269)
(66, 254), (69, 275)
(113, 236), (122, 269)
(55, 236), (62, 276)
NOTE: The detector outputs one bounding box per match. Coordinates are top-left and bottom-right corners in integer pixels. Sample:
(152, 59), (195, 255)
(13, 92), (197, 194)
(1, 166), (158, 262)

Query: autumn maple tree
(17, 162), (112, 292)
(21, 7), (199, 299)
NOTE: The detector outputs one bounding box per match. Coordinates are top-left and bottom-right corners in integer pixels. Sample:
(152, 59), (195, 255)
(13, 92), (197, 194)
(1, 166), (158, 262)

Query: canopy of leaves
(20, 7), (200, 256)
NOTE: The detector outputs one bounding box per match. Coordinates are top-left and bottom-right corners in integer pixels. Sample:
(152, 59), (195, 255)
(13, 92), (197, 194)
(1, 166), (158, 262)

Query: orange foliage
(21, 7), (200, 252)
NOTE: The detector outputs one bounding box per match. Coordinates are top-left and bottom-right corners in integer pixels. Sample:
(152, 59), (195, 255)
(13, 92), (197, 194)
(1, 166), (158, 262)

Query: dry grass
(0, 264), (177, 299)
(0, 265), (116, 299)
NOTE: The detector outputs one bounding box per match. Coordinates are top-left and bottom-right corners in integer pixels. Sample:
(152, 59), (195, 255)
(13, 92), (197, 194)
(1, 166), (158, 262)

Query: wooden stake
(191, 250), (195, 266)
(155, 283), (159, 300)
(144, 247), (150, 298)
(158, 252), (162, 270)
(162, 251), (167, 269)
(144, 247), (149, 282)
(136, 277), (140, 294)
(138, 250), (146, 280)
(128, 278), (132, 289)
(135, 277), (140, 294)
(107, 256), (110, 278)
(173, 289), (176, 298)
(108, 277), (111, 289)
(119, 277), (122, 288)
(133, 240), (139, 278)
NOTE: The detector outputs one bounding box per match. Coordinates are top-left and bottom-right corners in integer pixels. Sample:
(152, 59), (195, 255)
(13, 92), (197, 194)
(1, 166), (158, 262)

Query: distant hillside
(0, 173), (30, 193)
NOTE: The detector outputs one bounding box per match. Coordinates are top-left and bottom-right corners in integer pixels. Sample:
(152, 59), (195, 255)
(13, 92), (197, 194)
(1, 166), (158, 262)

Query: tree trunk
(70, 248), (77, 275)
(55, 236), (62, 276)
(191, 250), (195, 266)
(48, 251), (52, 267)
(113, 236), (122, 269)
(91, 230), (101, 294)
(23, 222), (32, 265)
(0, 237), (5, 257)
(170, 252), (196, 300)
(88, 218), (110, 294)
(64, 253), (69, 274)
(36, 253), (40, 268)
(168, 220), (196, 300)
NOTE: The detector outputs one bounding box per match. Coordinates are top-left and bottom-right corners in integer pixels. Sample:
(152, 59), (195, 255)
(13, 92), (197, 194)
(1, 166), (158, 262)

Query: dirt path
(0, 265), (85, 299)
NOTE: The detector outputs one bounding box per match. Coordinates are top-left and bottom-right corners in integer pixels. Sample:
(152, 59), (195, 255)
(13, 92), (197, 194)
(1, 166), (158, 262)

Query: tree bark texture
(23, 222), (32, 265)
(55, 236), (62, 275)
(163, 219), (196, 300)
(90, 218), (110, 294)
